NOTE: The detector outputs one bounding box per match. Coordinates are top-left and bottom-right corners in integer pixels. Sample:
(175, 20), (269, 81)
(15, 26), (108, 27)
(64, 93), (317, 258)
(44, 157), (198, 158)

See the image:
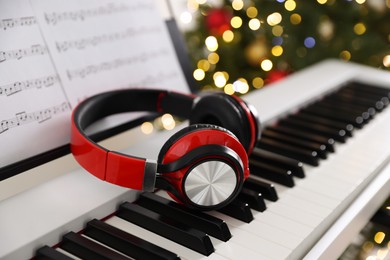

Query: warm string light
(192, 2), (283, 94)
(384, 55), (390, 67)
(141, 122), (153, 135)
(222, 30), (234, 42)
(185, 0), (390, 95)
(284, 0), (296, 11)
(231, 16), (243, 28)
(140, 113), (177, 135)
(213, 71), (228, 88)
(205, 36), (218, 51)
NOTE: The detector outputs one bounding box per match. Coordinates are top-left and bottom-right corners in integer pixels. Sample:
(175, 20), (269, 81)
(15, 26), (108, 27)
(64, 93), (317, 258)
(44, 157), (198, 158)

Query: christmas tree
(183, 0), (390, 94)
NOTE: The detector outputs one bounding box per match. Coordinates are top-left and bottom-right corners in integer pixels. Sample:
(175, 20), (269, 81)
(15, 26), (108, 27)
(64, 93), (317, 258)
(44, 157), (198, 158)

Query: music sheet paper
(0, 0), (189, 168)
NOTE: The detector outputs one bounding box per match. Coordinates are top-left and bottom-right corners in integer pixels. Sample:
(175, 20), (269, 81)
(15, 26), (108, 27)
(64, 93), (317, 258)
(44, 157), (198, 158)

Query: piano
(0, 59), (389, 259)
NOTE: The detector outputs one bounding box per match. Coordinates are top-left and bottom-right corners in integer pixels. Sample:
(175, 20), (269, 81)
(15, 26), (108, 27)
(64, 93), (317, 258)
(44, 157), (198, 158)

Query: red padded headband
(71, 89), (195, 191)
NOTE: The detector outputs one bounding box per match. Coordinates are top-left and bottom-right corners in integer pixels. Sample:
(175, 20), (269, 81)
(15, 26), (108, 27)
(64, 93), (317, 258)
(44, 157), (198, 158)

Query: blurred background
(170, 0), (390, 94)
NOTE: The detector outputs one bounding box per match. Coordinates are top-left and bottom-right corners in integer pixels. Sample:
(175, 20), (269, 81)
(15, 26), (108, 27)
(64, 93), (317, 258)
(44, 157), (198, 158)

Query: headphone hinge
(143, 159), (157, 192)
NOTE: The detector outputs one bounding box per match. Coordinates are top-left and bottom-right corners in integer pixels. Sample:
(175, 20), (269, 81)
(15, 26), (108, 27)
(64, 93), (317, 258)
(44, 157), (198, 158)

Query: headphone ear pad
(158, 124), (232, 164)
(243, 100), (261, 142)
(157, 123), (249, 176)
(190, 94), (253, 152)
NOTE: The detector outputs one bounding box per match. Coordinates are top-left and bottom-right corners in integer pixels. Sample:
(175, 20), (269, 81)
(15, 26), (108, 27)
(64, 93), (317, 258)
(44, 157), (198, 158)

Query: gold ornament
(245, 37), (269, 67)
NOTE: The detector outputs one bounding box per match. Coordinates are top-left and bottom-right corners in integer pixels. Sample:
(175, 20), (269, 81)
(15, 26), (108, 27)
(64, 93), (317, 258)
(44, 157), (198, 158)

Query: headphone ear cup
(157, 124), (250, 209)
(190, 93), (258, 153)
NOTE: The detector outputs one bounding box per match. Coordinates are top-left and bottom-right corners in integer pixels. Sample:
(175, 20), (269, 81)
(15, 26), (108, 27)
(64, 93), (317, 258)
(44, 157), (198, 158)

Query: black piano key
(238, 187), (267, 212)
(250, 148), (305, 178)
(331, 90), (385, 111)
(339, 88), (389, 110)
(60, 231), (129, 260)
(256, 137), (320, 166)
(266, 125), (335, 152)
(244, 177), (278, 202)
(278, 117), (348, 143)
(85, 219), (179, 260)
(320, 95), (374, 114)
(379, 96), (389, 106)
(302, 105), (365, 128)
(320, 98), (376, 119)
(315, 101), (372, 122)
(136, 192), (231, 242)
(290, 113), (354, 137)
(249, 159), (295, 187)
(262, 128), (328, 158)
(36, 246), (73, 260)
(218, 199), (253, 223)
(305, 100), (367, 125)
(345, 82), (390, 100)
(117, 202), (214, 256)
(321, 90), (379, 112)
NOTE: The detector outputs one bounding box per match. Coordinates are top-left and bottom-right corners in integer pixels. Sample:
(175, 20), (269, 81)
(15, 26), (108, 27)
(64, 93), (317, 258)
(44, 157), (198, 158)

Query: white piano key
(322, 163), (368, 185)
(56, 248), (81, 259)
(105, 216), (209, 260)
(208, 236), (267, 259)
(207, 211), (292, 259)
(303, 170), (357, 194)
(283, 186), (340, 209)
(228, 224), (292, 259)
(266, 202), (324, 228)
(251, 216), (303, 250)
(214, 209), (302, 250)
(297, 176), (353, 201)
(211, 208), (311, 249)
(276, 194), (332, 218)
(319, 166), (366, 185)
(254, 211), (313, 239)
(213, 239), (268, 260)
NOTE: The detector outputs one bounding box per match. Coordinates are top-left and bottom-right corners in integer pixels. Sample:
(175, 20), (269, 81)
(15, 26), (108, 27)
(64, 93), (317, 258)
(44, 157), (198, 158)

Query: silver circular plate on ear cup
(183, 160), (238, 207)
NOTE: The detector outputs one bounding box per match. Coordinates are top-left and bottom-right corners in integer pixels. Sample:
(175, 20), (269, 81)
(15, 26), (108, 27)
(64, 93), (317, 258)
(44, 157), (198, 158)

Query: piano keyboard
(1, 60), (389, 259)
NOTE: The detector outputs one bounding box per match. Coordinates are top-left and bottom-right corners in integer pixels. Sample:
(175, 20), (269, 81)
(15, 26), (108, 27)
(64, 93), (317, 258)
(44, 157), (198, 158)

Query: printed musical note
(0, 44), (48, 63)
(127, 70), (180, 88)
(0, 16), (37, 30)
(0, 74), (60, 96)
(0, 102), (71, 134)
(44, 2), (153, 26)
(55, 26), (160, 53)
(0, 120), (10, 134)
(66, 49), (169, 80)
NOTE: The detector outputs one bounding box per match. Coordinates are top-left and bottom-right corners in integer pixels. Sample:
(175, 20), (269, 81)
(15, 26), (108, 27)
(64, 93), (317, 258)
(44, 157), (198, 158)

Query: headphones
(71, 89), (260, 210)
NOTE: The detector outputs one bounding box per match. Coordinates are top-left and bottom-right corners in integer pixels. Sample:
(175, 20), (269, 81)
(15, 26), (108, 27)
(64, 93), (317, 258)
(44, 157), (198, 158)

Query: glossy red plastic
(70, 122), (107, 181)
(70, 119), (146, 190)
(106, 152), (146, 190)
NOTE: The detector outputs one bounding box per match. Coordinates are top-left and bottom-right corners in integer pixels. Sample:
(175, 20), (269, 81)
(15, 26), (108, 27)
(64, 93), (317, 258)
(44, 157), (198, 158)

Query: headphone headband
(71, 89), (195, 191)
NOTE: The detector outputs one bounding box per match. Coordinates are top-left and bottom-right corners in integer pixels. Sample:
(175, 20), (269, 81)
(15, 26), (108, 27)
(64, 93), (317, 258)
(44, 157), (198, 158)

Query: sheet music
(0, 0), (71, 168)
(0, 0), (189, 169)
(31, 0), (187, 106)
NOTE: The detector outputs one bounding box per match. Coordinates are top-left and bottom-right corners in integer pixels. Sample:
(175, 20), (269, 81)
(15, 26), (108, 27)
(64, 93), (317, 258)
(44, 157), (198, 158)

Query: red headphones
(71, 89), (260, 210)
